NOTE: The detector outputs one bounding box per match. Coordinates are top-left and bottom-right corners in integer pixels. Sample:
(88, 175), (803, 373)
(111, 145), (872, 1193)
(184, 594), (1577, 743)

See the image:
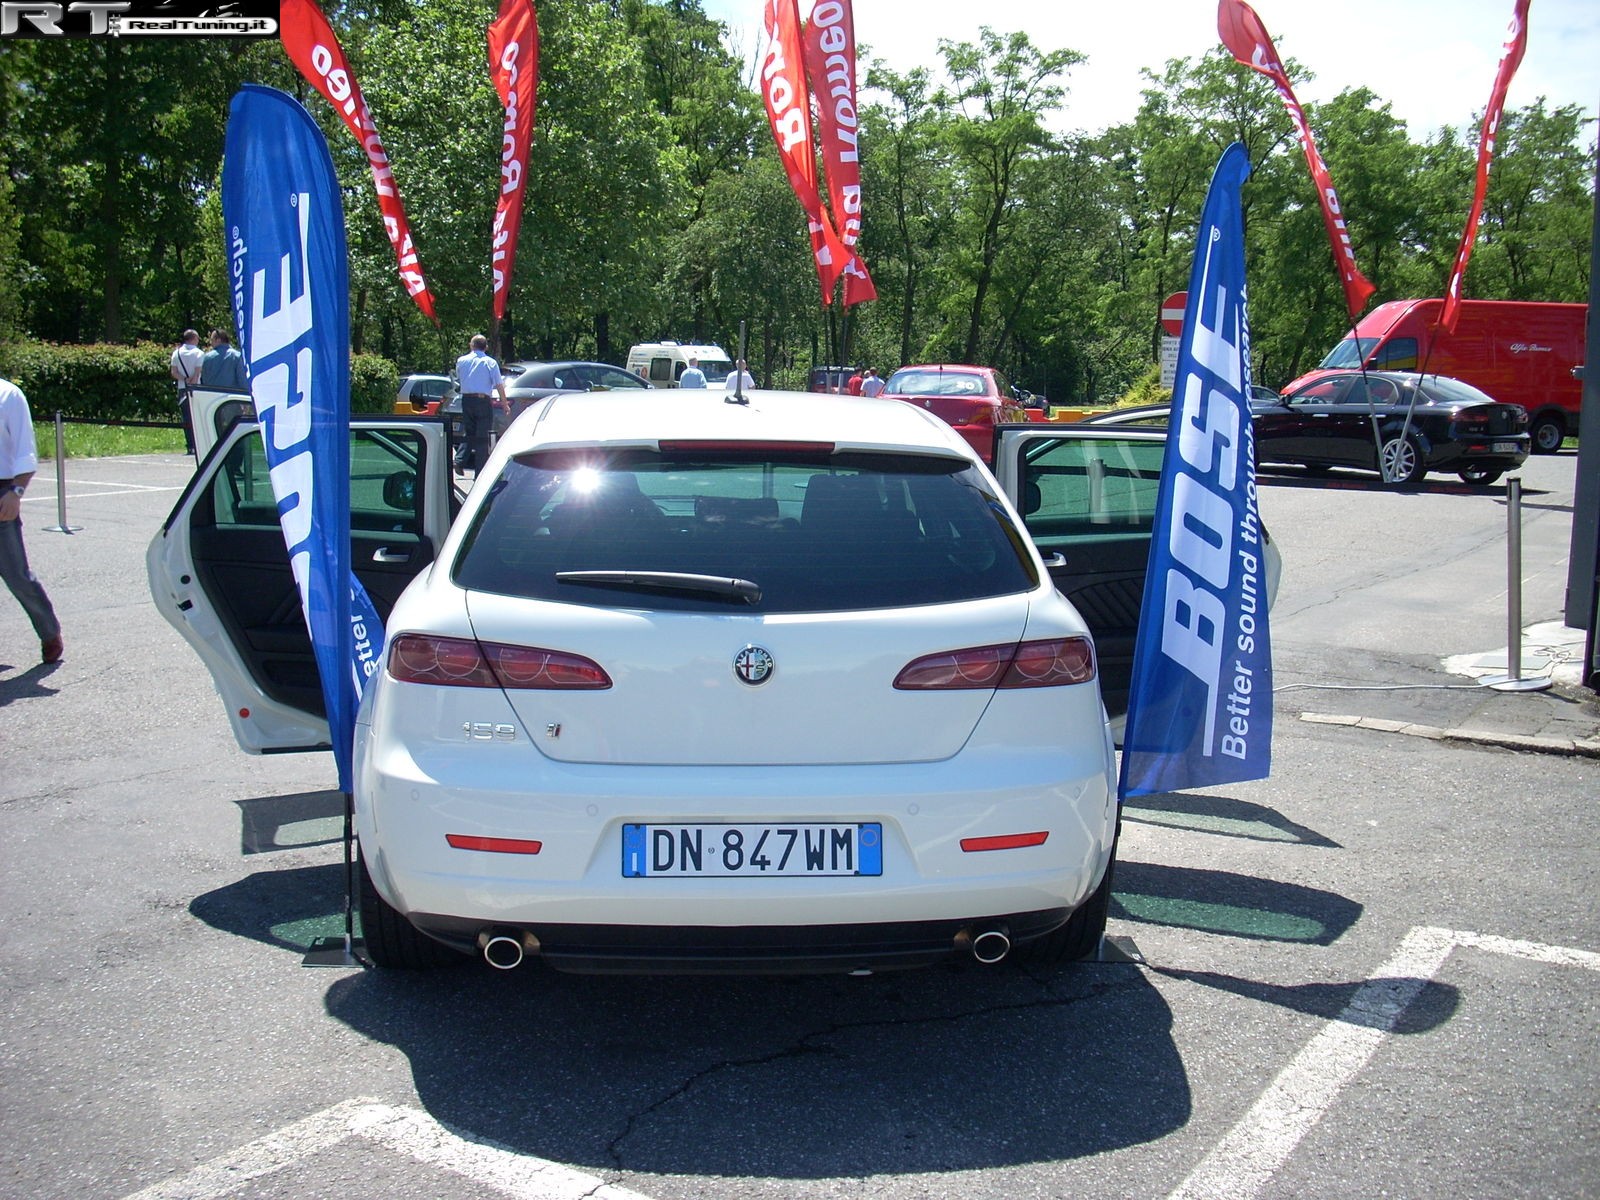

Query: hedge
(0, 340), (400, 421)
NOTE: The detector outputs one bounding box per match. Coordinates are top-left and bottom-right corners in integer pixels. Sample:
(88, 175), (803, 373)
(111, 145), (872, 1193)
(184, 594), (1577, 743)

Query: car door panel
(992, 427), (1165, 720)
(148, 417), (453, 753)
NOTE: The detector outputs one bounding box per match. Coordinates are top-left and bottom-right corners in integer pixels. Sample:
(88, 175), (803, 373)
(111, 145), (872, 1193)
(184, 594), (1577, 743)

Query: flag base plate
(302, 936), (369, 968)
(1095, 934), (1144, 964)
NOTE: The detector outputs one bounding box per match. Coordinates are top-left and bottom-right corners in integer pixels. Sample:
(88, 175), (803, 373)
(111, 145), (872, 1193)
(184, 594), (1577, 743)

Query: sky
(703, 0), (1600, 139)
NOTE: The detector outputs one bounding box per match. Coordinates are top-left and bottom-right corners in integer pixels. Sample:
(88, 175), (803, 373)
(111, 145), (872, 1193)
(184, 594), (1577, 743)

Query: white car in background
(151, 395), (1273, 974)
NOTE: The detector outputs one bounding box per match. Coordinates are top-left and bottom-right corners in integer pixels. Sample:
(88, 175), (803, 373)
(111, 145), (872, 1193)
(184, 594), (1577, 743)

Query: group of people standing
(169, 328), (250, 456)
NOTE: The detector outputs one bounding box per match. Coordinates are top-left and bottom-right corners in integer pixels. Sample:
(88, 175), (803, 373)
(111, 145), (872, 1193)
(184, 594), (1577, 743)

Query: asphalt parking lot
(2, 448), (1597, 1200)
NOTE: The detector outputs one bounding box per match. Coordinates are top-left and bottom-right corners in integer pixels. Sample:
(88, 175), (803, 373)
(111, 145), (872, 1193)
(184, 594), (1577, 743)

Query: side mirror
(382, 469), (417, 511)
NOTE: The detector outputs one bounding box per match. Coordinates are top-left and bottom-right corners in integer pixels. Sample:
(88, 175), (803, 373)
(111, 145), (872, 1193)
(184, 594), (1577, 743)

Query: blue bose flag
(221, 85), (387, 792)
(1119, 143), (1272, 799)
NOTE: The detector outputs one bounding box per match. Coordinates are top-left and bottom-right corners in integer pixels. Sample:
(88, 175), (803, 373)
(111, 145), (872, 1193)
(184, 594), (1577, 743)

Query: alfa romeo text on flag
(279, 0), (438, 322)
(761, 0), (847, 303)
(487, 0), (538, 321)
(221, 84), (388, 792)
(802, 0), (876, 306)
(1120, 142), (1272, 799)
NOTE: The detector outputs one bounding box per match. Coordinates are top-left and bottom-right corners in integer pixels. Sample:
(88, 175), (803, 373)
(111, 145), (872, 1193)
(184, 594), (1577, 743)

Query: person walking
(199, 329), (250, 394)
(723, 359), (756, 392)
(454, 335), (509, 474)
(859, 367), (886, 397)
(169, 329), (203, 455)
(678, 356), (708, 388)
(1, 376), (63, 664)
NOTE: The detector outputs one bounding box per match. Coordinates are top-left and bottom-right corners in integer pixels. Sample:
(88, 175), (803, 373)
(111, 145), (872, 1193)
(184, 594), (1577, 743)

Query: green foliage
(1112, 363), (1172, 409)
(0, 4), (1592, 410)
(350, 353), (401, 414)
(0, 340), (177, 421)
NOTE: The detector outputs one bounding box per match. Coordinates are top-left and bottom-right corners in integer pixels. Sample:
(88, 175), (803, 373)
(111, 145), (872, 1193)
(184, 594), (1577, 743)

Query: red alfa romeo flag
(1218, 0), (1374, 323)
(487, 0), (539, 321)
(803, 0), (876, 306)
(1440, 0), (1531, 334)
(279, 0), (437, 322)
(761, 0), (847, 304)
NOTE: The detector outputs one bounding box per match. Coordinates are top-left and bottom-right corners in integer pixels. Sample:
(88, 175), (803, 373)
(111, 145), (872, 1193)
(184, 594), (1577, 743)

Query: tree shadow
(1122, 792), (1340, 848)
(1111, 861), (1361, 946)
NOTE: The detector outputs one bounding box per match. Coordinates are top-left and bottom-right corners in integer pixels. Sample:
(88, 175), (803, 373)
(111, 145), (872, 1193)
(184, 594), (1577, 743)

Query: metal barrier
(1481, 476), (1551, 692)
(41, 412), (82, 534)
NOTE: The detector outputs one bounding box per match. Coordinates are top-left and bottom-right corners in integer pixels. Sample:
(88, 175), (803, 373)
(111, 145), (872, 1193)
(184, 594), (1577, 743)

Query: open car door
(148, 416), (456, 753)
(992, 425), (1167, 723)
(993, 422), (1280, 727)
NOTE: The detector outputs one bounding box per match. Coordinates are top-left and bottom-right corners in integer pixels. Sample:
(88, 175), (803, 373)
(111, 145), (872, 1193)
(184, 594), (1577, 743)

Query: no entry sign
(1160, 291), (1187, 338)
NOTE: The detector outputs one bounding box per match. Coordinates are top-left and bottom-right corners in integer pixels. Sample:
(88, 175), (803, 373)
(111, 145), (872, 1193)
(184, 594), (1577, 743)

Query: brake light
(893, 638), (1095, 690)
(658, 440), (835, 455)
(388, 634), (611, 689)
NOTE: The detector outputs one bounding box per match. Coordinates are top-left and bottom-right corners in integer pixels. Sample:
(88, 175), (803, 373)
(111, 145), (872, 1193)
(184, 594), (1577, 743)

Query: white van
(625, 341), (735, 387)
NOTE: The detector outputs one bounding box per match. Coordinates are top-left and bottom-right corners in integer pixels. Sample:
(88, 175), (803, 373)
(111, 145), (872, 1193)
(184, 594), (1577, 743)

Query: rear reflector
(388, 634), (611, 689)
(446, 834), (543, 854)
(960, 832), (1050, 853)
(894, 637), (1095, 689)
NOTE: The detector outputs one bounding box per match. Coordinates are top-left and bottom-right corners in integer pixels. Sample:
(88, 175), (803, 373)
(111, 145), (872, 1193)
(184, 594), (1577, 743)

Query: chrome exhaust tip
(971, 927), (1011, 965)
(482, 934), (525, 970)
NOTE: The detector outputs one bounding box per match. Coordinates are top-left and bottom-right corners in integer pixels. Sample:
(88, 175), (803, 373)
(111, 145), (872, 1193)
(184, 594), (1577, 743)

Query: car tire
(1459, 465), (1504, 486)
(359, 852), (462, 969)
(1378, 434), (1426, 485)
(1530, 414), (1565, 455)
(1018, 842), (1116, 965)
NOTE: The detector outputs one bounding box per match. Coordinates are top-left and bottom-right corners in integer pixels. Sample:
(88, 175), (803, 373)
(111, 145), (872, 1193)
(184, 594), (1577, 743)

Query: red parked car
(878, 365), (1029, 461)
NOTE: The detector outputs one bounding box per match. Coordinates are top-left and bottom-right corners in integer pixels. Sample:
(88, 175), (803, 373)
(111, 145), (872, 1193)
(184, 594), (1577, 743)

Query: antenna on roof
(726, 319), (749, 406)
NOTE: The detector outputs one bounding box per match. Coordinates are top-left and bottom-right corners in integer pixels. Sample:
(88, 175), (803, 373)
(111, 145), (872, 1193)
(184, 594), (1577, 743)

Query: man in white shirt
(169, 329), (204, 455)
(678, 357), (708, 388)
(723, 359), (756, 392)
(454, 335), (509, 474)
(859, 368), (886, 397)
(0, 376), (63, 663)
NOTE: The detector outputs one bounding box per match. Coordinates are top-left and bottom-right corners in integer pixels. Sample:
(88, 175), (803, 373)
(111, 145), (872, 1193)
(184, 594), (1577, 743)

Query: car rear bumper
(407, 909), (1077, 973)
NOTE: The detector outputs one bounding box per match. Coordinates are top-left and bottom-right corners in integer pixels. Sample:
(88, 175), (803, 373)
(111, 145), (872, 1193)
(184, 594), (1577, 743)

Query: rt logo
(2, 2), (130, 35)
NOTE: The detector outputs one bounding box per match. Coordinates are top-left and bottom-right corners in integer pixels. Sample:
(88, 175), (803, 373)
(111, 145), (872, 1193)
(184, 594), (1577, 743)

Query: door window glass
(1018, 435), (1167, 540)
(208, 428), (425, 535)
(1373, 338), (1418, 370)
(649, 357), (674, 383)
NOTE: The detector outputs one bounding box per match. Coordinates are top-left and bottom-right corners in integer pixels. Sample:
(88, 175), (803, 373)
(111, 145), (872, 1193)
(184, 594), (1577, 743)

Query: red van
(1291, 299), (1586, 453)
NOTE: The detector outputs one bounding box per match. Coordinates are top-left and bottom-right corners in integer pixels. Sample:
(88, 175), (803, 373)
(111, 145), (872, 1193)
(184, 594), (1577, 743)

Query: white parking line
(121, 1098), (656, 1200)
(1168, 926), (1600, 1200)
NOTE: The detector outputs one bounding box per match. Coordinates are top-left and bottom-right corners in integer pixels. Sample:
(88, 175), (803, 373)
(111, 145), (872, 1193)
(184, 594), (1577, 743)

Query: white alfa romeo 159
(355, 390), (1117, 972)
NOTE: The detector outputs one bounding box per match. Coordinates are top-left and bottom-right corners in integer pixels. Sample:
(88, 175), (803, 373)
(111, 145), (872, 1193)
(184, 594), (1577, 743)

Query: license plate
(622, 823), (883, 878)
(1492, 441), (1518, 452)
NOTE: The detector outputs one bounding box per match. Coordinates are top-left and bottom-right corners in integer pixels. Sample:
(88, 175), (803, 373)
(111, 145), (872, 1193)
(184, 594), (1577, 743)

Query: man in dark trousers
(453, 335), (509, 475)
(0, 376), (63, 664)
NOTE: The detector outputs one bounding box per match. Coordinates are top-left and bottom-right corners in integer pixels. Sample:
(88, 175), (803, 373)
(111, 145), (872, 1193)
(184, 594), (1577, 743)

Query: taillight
(388, 634), (611, 689)
(894, 638), (1095, 690)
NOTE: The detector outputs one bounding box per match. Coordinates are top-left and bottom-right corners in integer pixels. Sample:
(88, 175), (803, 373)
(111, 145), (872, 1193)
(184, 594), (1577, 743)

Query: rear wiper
(555, 570), (762, 604)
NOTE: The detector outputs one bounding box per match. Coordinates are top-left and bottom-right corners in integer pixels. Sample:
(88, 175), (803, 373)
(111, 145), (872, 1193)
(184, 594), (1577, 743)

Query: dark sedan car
(1254, 371), (1529, 486)
(505, 361), (651, 419)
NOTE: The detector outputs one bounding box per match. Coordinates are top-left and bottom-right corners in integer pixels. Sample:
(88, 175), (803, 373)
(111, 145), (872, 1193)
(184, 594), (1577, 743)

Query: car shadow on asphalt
(1121, 792), (1340, 848)
(192, 862), (1194, 1177)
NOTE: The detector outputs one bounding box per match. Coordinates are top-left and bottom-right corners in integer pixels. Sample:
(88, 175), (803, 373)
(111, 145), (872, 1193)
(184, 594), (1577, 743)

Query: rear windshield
(886, 369), (989, 397)
(452, 448), (1038, 613)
